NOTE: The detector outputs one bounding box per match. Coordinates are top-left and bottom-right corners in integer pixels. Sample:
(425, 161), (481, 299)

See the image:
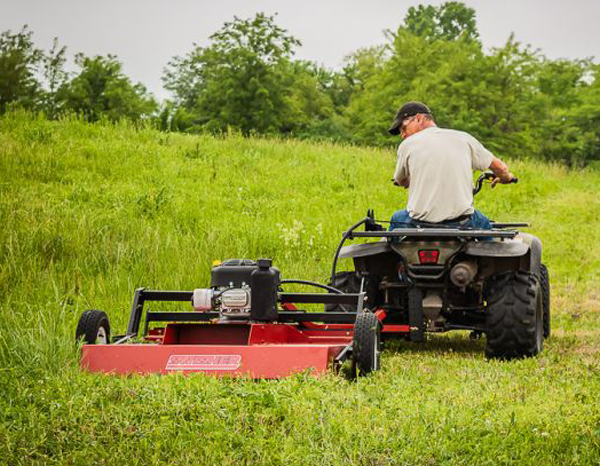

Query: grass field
(1, 111), (600, 465)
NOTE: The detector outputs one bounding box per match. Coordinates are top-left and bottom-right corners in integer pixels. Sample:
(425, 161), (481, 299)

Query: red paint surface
(81, 343), (347, 378)
(381, 324), (411, 333)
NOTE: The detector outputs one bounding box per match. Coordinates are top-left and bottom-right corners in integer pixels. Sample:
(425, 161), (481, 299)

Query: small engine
(191, 259), (280, 317)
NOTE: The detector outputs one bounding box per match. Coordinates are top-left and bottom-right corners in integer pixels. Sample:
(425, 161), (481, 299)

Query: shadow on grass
(383, 333), (486, 355)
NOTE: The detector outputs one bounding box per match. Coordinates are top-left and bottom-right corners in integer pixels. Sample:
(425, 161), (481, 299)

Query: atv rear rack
(349, 229), (518, 239)
(331, 212), (519, 280)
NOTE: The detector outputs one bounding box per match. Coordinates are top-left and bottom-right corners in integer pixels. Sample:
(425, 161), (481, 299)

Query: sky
(1, 0), (599, 101)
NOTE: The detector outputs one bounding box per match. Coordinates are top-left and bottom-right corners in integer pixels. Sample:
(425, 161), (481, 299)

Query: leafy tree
(538, 61), (600, 166)
(403, 1), (479, 42)
(578, 66), (600, 165)
(279, 61), (343, 138)
(453, 36), (548, 156)
(60, 54), (157, 121)
(40, 38), (68, 117)
(326, 46), (387, 114)
(162, 46), (206, 110)
(163, 13), (334, 135)
(156, 100), (196, 132)
(0, 26), (43, 113)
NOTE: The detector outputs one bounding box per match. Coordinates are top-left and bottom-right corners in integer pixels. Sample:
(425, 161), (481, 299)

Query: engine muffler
(450, 261), (478, 288)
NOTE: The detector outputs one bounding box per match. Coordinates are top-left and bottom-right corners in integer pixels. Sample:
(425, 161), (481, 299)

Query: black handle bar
(473, 172), (518, 195)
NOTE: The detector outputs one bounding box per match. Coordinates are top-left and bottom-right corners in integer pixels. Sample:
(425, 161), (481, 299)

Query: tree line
(2, 3), (599, 167)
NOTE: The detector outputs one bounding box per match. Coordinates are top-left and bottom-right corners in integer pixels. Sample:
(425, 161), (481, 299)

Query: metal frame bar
(131, 289), (363, 305)
(125, 289), (366, 338)
(141, 290), (193, 301)
(126, 288), (145, 337)
(279, 292), (364, 305)
(333, 343), (353, 366)
(145, 311), (360, 325)
(349, 229), (517, 239)
(491, 222), (529, 229)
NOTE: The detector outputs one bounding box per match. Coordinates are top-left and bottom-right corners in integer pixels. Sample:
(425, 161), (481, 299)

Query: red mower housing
(77, 262), (410, 379)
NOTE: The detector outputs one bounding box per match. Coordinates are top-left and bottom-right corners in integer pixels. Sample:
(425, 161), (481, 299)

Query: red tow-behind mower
(77, 257), (396, 378)
(78, 174), (550, 378)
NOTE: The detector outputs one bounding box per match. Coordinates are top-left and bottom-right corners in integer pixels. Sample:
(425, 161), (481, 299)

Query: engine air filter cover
(211, 259), (257, 288)
(211, 259), (281, 288)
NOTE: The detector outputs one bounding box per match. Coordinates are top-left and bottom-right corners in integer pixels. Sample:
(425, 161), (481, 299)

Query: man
(388, 101), (514, 230)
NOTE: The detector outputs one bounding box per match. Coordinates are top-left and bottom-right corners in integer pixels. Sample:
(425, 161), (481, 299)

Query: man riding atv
(326, 101), (549, 370)
(388, 101), (515, 230)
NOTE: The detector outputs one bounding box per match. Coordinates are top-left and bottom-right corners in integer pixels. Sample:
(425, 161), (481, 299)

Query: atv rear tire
(352, 312), (381, 375)
(326, 271), (363, 312)
(484, 271), (543, 360)
(76, 310), (110, 345)
(539, 263), (550, 338)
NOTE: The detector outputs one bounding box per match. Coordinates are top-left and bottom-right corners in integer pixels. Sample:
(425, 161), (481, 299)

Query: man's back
(394, 127), (493, 222)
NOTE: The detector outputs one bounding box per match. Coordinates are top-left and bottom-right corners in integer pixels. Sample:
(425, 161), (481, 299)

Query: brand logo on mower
(166, 354), (242, 371)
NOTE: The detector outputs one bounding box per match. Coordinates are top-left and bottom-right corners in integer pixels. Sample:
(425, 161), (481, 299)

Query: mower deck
(79, 288), (410, 378)
(82, 321), (354, 377)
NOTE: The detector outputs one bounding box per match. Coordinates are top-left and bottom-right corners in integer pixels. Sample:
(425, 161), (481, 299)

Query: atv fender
(517, 233), (542, 276)
(465, 234), (542, 275)
(339, 241), (390, 259)
(465, 239), (529, 257)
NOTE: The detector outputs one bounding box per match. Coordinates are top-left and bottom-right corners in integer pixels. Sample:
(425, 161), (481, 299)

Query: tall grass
(1, 111), (599, 465)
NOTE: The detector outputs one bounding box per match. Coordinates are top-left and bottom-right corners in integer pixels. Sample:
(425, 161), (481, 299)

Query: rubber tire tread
(539, 263), (551, 338)
(353, 312), (381, 375)
(326, 271), (363, 312)
(76, 309), (110, 344)
(484, 271), (542, 360)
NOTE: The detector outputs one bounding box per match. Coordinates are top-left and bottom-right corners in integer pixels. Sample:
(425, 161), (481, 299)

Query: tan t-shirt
(393, 127), (494, 222)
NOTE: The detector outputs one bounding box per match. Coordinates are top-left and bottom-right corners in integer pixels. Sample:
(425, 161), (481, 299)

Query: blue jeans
(389, 209), (492, 230)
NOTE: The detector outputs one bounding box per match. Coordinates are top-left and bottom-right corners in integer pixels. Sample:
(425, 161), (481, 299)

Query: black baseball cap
(388, 101), (432, 135)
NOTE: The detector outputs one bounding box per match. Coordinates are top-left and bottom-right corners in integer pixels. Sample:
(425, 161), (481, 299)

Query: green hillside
(1, 112), (599, 465)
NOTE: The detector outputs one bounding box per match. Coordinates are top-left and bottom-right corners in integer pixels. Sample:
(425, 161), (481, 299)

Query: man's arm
(394, 144), (410, 188)
(489, 156), (514, 187)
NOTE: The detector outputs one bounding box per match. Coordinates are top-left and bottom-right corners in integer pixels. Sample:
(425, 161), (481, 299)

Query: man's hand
(396, 176), (410, 188)
(491, 172), (515, 188)
(489, 157), (514, 188)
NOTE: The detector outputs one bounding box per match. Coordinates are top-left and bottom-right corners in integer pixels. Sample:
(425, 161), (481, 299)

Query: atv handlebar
(472, 172), (518, 195)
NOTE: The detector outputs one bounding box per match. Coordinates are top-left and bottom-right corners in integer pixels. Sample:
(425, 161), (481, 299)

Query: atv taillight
(418, 249), (439, 264)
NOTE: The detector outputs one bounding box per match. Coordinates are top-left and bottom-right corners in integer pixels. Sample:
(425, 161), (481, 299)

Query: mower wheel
(539, 263), (551, 338)
(76, 310), (110, 345)
(484, 271), (543, 360)
(352, 312), (381, 375)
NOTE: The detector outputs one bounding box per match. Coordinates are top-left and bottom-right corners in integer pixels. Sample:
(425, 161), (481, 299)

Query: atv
(330, 171), (550, 360)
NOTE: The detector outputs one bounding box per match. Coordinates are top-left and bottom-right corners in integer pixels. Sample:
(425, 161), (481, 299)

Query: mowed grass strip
(1, 111), (599, 465)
